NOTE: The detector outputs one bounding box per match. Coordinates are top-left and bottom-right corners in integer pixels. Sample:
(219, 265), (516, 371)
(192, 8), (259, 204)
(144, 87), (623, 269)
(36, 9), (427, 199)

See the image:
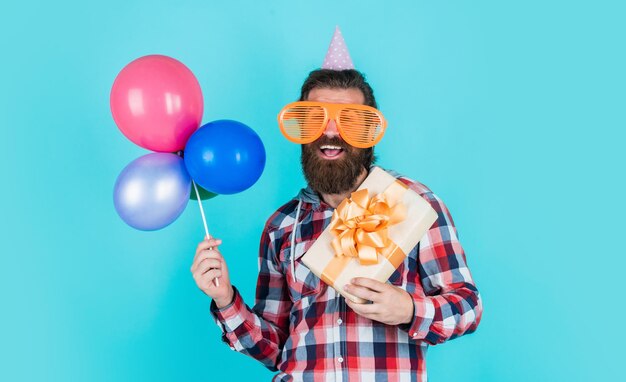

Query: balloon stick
(192, 181), (220, 287)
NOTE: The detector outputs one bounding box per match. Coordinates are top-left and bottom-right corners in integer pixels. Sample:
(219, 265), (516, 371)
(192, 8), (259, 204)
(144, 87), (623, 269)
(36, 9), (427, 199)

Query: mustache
(309, 136), (350, 150)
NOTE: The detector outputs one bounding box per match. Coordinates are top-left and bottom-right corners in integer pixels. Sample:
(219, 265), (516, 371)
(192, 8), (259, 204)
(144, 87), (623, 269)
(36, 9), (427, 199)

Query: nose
(323, 118), (340, 138)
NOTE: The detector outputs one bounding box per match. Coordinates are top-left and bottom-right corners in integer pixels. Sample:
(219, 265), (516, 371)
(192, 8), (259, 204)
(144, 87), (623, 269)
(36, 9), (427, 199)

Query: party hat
(322, 26), (354, 70)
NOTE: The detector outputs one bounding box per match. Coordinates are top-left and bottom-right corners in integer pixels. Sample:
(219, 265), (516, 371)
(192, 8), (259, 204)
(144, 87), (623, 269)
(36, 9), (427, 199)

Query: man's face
(301, 87), (373, 195)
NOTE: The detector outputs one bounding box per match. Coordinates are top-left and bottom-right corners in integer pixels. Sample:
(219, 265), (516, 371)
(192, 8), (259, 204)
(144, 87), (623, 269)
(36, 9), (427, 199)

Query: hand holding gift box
(302, 168), (438, 303)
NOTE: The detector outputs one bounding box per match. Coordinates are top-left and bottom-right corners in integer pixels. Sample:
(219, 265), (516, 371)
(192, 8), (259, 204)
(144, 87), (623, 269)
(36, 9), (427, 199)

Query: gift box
(302, 167), (438, 303)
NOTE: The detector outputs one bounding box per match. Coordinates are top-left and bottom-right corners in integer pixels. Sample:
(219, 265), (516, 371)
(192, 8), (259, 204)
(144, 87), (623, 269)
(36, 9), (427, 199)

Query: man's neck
(319, 167), (369, 209)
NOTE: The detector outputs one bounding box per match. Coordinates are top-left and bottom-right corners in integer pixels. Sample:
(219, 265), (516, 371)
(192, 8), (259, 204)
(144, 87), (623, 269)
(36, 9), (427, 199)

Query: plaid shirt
(211, 167), (482, 381)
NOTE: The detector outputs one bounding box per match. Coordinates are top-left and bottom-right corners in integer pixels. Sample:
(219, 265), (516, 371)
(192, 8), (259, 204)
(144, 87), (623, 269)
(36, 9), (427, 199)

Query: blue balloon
(184, 120), (266, 194)
(114, 153), (191, 231)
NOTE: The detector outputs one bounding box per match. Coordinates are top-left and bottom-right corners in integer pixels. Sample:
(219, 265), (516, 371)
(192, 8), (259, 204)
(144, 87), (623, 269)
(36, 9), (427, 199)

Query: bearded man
(190, 68), (482, 381)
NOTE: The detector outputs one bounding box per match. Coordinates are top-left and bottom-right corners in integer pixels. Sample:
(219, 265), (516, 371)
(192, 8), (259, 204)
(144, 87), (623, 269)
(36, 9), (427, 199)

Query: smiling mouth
(319, 144), (345, 159)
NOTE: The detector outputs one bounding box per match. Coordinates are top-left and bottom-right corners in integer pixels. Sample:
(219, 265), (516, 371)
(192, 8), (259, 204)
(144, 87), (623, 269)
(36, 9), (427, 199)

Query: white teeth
(320, 145), (343, 150)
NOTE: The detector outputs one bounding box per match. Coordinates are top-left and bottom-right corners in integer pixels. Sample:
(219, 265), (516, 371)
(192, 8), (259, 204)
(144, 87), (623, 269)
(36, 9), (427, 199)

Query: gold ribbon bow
(328, 183), (407, 266)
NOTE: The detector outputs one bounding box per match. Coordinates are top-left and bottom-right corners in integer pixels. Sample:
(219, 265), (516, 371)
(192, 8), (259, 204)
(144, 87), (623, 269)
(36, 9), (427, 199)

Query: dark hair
(299, 69), (378, 108)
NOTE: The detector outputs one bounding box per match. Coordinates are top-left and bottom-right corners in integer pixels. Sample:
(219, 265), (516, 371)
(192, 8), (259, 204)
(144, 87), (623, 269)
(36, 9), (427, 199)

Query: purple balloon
(114, 153), (191, 231)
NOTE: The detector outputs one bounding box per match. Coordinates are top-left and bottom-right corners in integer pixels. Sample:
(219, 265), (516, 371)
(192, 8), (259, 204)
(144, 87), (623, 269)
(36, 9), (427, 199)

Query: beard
(301, 136), (375, 195)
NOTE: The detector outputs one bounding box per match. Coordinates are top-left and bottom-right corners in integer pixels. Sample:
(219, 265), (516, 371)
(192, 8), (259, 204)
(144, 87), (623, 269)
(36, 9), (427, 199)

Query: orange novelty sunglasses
(278, 101), (387, 148)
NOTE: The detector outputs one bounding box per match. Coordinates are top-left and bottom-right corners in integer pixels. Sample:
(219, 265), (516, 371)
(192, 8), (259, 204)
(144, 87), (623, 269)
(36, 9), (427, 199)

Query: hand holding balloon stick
(191, 181), (219, 286)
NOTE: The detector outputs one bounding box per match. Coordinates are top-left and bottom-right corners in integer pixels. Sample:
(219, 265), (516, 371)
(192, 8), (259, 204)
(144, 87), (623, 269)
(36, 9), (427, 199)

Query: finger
(345, 298), (377, 316)
(195, 259), (222, 278)
(344, 283), (382, 303)
(191, 249), (223, 272)
(195, 238), (222, 255)
(194, 238), (223, 261)
(195, 239), (211, 256)
(198, 269), (223, 288)
(351, 277), (388, 293)
(206, 238), (222, 248)
(195, 258), (222, 275)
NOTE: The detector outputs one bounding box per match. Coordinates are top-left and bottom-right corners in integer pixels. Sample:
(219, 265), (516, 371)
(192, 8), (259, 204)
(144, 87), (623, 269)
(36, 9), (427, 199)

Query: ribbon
(320, 181), (408, 287)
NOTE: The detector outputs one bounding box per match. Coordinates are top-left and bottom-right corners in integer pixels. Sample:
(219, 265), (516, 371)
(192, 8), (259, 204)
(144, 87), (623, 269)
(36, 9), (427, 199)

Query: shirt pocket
(281, 240), (323, 302)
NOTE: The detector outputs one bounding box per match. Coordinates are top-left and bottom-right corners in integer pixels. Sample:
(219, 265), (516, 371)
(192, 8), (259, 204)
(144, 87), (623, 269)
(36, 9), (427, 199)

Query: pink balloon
(110, 55), (204, 152)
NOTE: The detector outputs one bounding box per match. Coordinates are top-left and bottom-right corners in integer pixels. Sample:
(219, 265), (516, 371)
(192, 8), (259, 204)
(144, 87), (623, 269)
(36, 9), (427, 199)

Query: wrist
(403, 292), (415, 324)
(214, 287), (235, 309)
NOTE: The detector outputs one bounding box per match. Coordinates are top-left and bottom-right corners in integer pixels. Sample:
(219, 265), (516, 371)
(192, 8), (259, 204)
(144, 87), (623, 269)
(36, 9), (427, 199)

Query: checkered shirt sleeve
(398, 177), (483, 344)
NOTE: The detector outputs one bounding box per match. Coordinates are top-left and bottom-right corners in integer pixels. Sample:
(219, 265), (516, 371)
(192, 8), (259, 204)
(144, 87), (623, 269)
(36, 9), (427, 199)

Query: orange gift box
(302, 167), (438, 303)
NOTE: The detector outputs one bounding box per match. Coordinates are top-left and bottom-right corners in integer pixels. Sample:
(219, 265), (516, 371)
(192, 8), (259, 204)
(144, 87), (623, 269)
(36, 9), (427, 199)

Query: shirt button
(337, 318), (343, 325)
(412, 333), (418, 338)
(338, 356), (344, 363)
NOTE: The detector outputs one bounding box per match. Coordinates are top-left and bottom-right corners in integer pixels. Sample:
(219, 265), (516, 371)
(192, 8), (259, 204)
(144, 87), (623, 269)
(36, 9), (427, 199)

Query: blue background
(2, 1), (624, 380)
